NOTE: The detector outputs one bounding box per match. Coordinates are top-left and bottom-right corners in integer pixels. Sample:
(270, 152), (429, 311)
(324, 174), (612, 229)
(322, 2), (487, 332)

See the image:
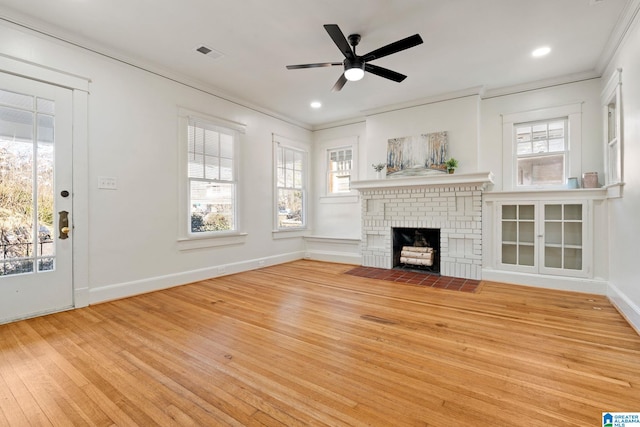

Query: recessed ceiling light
(310, 101), (322, 109)
(532, 46), (551, 57)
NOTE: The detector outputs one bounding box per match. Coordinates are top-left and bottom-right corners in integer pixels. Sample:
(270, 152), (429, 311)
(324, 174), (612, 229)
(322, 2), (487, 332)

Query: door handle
(59, 211), (70, 239)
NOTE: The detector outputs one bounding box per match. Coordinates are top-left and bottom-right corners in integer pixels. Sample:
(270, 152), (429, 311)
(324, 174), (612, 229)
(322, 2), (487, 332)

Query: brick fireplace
(351, 172), (493, 280)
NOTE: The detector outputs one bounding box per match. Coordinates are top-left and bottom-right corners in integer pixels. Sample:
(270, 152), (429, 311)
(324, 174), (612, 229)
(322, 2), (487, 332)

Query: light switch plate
(98, 176), (117, 190)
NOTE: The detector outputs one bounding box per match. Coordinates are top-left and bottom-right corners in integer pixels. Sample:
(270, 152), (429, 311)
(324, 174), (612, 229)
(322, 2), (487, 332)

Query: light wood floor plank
(1, 260), (639, 426)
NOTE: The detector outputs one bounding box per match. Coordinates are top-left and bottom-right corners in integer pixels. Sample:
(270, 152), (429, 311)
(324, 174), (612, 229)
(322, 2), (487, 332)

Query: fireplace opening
(392, 227), (440, 274)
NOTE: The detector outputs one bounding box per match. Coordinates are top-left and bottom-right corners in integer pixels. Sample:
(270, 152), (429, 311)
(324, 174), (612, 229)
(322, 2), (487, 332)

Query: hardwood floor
(1, 260), (639, 426)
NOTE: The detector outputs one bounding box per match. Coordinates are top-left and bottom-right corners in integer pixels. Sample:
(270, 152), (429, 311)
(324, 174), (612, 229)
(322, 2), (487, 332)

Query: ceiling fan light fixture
(344, 60), (365, 81)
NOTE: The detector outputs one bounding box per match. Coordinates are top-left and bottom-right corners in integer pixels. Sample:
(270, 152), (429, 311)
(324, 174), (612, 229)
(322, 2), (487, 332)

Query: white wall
(365, 95), (481, 177)
(0, 21), (312, 303)
(602, 12), (640, 332)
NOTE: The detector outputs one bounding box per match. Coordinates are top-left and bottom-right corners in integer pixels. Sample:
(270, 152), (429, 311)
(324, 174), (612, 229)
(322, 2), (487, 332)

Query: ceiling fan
(286, 24), (423, 92)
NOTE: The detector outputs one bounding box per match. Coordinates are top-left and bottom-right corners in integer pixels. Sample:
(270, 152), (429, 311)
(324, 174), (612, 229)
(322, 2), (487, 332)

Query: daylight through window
(515, 118), (568, 187)
(275, 144), (306, 229)
(188, 119), (236, 233)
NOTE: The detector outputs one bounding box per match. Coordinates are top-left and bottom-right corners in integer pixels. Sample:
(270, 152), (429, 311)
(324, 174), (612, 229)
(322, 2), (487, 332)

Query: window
(502, 103), (582, 191)
(514, 118), (568, 187)
(275, 141), (307, 230)
(327, 147), (353, 194)
(602, 68), (622, 188)
(187, 118), (237, 233)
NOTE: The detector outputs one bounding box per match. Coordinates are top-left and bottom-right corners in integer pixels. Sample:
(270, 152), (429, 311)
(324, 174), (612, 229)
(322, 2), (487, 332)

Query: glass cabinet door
(541, 203), (585, 275)
(500, 204), (536, 271)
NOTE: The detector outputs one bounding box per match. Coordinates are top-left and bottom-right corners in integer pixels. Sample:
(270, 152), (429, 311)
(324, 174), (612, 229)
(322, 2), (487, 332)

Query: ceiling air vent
(195, 45), (224, 60)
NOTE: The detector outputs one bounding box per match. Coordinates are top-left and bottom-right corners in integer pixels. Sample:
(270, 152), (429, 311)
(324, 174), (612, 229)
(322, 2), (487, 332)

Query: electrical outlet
(98, 176), (117, 190)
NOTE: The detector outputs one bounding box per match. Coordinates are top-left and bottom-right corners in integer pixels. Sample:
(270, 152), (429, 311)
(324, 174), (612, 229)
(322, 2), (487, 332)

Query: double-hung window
(515, 118), (568, 187)
(327, 147), (353, 194)
(187, 118), (237, 233)
(275, 141), (307, 230)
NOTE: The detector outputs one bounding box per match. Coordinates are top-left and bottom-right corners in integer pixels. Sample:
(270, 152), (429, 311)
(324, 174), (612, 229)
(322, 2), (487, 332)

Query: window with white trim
(327, 147), (353, 194)
(502, 103), (582, 191)
(514, 118), (568, 187)
(187, 118), (237, 233)
(275, 142), (307, 230)
(602, 68), (622, 187)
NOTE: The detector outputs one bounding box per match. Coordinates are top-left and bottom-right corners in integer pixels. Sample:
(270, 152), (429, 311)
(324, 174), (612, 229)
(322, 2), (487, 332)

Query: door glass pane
(0, 92), (56, 276)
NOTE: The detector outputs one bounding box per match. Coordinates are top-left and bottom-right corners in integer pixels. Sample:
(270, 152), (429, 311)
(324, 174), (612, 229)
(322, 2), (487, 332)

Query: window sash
(275, 143), (306, 230)
(514, 118), (568, 187)
(327, 148), (353, 194)
(188, 118), (237, 233)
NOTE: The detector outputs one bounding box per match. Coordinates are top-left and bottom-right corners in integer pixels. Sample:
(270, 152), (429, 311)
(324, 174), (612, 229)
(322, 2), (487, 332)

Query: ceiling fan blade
(362, 34), (423, 62)
(324, 24), (355, 60)
(331, 73), (348, 92)
(286, 62), (342, 69)
(365, 64), (407, 82)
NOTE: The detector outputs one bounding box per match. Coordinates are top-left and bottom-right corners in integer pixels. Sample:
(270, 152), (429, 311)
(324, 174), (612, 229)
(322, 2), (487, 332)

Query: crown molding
(596, 0), (640, 74)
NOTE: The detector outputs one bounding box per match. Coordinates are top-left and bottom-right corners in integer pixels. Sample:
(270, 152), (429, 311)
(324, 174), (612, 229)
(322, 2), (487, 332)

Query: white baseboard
(303, 235), (361, 265)
(88, 251), (304, 304)
(608, 282), (640, 336)
(481, 269), (608, 295)
(304, 250), (361, 265)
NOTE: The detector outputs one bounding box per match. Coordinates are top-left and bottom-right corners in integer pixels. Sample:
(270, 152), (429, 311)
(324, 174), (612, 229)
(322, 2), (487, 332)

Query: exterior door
(0, 71), (73, 324)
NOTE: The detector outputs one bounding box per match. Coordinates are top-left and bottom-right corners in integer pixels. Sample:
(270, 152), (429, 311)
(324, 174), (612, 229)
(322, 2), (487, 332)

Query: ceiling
(0, 0), (632, 128)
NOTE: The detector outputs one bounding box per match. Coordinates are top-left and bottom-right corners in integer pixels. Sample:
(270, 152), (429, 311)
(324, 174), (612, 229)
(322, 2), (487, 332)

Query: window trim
(177, 107), (246, 249)
(273, 134), (308, 232)
(502, 103), (582, 191)
(602, 68), (622, 190)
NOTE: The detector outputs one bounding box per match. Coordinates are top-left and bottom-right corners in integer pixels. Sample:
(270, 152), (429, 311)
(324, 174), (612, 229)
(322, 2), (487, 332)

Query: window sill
(272, 229), (309, 239)
(604, 182), (624, 199)
(177, 232), (248, 250)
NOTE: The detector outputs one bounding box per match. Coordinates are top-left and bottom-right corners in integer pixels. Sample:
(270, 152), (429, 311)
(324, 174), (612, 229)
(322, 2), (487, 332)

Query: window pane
(277, 166), (285, 187)
(532, 139), (547, 153)
(548, 121), (564, 139)
(37, 98), (55, 115)
(517, 153), (564, 186)
(532, 124), (547, 141)
(193, 127), (204, 154)
(548, 138), (564, 152)
(189, 157), (204, 178)
(516, 126), (531, 142)
(277, 188), (303, 228)
(220, 134), (233, 158)
(294, 170), (302, 188)
(203, 130), (219, 157)
(516, 141), (531, 155)
(330, 173), (351, 193)
(190, 181), (234, 232)
(0, 89), (33, 110)
(220, 158), (233, 181)
(294, 151), (303, 170)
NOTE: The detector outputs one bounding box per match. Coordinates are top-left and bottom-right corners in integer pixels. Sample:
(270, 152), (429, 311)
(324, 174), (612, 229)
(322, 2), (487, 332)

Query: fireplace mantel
(351, 171), (494, 191)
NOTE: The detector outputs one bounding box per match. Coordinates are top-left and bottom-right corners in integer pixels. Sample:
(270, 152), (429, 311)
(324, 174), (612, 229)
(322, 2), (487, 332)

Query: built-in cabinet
(498, 201), (588, 277)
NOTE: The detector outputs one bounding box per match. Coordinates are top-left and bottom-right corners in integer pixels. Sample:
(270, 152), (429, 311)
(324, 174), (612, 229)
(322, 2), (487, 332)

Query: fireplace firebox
(392, 227), (440, 274)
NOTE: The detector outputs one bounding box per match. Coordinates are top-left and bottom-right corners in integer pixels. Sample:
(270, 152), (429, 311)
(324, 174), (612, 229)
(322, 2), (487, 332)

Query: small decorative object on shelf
(445, 157), (458, 174)
(582, 172), (599, 188)
(372, 163), (386, 179)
